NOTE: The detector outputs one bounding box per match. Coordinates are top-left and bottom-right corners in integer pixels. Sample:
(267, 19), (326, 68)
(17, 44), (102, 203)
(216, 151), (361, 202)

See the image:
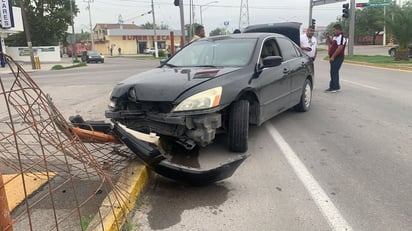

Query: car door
(276, 37), (308, 108)
(257, 37), (291, 122)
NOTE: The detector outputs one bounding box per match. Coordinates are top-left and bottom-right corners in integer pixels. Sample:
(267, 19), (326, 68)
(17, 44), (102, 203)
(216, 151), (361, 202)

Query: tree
(8, 0), (79, 46)
(355, 6), (384, 45)
(209, 28), (226, 36)
(385, 2), (412, 60)
(140, 22), (169, 30)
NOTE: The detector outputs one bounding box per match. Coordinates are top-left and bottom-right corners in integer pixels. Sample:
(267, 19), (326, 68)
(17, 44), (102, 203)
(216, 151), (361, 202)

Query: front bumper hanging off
(70, 116), (247, 185)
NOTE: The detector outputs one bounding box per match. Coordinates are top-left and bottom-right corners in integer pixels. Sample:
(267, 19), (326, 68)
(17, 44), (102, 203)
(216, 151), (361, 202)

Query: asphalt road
(8, 53), (411, 230)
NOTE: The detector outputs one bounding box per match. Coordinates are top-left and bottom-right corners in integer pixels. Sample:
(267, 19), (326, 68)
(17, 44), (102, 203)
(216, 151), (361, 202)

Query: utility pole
(151, 0), (158, 58)
(84, 0), (94, 50)
(19, 0), (36, 69)
(179, 0), (186, 46)
(69, 0), (77, 62)
(347, 0), (355, 56)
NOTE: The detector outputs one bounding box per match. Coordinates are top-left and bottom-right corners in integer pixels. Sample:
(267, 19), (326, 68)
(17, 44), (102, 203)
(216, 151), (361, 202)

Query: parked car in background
(388, 44), (412, 57)
(144, 47), (156, 54)
(106, 23), (314, 153)
(81, 50), (104, 63)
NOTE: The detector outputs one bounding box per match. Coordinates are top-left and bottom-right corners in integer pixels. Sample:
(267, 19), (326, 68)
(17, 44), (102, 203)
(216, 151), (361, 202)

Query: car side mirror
(160, 59), (167, 66)
(262, 56), (283, 68)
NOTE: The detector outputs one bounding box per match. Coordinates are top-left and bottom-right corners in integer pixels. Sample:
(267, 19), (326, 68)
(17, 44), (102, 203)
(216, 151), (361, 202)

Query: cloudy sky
(73, 0), (405, 34)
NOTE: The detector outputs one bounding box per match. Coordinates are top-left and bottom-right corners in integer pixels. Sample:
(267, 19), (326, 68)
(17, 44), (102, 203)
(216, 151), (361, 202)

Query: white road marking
(342, 79), (380, 90)
(265, 123), (353, 231)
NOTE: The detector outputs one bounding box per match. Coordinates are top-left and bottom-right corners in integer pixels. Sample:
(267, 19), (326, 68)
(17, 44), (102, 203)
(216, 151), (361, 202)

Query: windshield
(88, 51), (100, 55)
(167, 38), (257, 67)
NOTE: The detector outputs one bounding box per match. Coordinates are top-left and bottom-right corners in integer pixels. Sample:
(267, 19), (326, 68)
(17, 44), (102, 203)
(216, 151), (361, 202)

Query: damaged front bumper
(70, 116), (247, 185)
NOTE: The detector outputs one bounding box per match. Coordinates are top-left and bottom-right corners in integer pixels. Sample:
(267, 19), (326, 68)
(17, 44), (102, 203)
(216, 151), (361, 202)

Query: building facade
(93, 23), (183, 55)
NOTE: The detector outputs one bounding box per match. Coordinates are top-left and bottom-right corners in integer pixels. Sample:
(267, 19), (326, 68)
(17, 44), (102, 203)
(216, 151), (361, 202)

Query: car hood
(111, 67), (240, 101)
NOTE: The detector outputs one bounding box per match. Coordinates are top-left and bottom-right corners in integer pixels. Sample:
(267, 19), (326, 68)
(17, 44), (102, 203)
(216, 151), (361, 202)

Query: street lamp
(200, 1), (218, 25)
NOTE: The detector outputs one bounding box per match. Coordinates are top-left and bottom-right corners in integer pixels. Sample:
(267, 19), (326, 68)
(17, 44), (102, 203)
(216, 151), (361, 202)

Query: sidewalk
(0, 59), (72, 74)
(0, 56), (150, 231)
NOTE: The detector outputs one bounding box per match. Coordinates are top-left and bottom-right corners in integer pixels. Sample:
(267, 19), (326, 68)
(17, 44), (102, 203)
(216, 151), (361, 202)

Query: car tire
(101, 60), (104, 63)
(389, 48), (396, 57)
(228, 100), (249, 153)
(294, 79), (312, 112)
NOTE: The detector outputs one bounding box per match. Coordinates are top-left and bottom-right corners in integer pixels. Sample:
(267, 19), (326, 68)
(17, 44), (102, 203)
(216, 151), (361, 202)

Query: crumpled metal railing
(0, 55), (135, 231)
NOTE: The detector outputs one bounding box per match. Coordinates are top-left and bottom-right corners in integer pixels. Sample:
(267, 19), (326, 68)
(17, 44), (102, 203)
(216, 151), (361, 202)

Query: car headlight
(108, 90), (115, 109)
(173, 87), (222, 112)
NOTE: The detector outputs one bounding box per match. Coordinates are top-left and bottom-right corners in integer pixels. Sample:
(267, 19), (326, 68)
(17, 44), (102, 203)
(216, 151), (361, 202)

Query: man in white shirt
(300, 26), (317, 61)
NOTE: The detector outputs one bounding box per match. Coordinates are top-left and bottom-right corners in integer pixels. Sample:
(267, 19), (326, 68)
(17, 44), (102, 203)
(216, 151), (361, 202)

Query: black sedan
(81, 50), (105, 63)
(106, 28), (314, 153)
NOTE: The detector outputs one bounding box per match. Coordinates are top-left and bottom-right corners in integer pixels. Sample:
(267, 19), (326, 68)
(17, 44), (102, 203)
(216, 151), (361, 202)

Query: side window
(277, 37), (299, 61)
(260, 38), (280, 58)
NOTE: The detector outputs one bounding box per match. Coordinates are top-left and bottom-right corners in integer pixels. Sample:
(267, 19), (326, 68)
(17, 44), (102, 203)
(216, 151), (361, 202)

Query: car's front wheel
(294, 79), (312, 112)
(228, 100), (249, 153)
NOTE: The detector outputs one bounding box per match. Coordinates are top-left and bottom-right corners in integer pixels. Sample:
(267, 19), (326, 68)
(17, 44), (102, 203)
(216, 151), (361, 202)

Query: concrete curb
(87, 160), (150, 231)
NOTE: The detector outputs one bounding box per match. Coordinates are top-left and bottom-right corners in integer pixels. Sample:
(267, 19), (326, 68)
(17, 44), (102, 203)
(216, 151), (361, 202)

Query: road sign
(368, 2), (393, 7)
(356, 2), (394, 7)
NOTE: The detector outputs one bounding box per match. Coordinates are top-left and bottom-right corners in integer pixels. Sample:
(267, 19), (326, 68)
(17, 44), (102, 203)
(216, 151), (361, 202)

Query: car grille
(126, 101), (174, 113)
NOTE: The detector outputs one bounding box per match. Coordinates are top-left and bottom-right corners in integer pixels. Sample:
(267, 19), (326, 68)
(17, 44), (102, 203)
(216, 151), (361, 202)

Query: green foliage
(158, 49), (166, 57)
(345, 55), (411, 64)
(51, 62), (86, 70)
(210, 28), (227, 36)
(9, 0), (79, 46)
(140, 22), (169, 30)
(385, 3), (412, 48)
(355, 7), (384, 44)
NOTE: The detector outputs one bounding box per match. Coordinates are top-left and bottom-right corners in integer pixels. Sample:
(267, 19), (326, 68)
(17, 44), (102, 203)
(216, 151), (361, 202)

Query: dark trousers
(329, 57), (344, 90)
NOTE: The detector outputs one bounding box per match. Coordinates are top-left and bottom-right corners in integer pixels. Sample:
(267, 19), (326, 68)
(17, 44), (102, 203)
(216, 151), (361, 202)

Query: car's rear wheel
(228, 100), (249, 153)
(294, 79), (312, 112)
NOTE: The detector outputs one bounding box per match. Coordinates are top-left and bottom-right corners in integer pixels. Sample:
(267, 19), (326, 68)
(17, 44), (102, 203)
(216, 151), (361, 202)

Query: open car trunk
(243, 22), (302, 45)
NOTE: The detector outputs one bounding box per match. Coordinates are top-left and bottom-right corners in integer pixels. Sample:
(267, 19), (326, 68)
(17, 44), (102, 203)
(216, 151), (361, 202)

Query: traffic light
(311, 19), (316, 28)
(342, 3), (349, 18)
(174, 0), (179, 6)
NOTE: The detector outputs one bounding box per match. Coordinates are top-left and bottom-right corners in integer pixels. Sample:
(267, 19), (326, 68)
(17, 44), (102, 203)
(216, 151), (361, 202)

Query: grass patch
(51, 62), (87, 70)
(81, 216), (92, 230)
(323, 55), (412, 71)
(345, 55), (411, 64)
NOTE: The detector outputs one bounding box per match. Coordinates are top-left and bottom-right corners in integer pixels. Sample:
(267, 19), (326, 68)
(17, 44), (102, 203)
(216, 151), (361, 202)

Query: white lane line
(342, 79), (380, 90)
(265, 123), (353, 231)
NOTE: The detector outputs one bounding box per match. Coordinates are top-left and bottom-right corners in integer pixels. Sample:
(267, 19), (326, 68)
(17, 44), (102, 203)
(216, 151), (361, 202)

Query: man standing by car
(300, 25), (317, 61)
(325, 24), (346, 93)
(190, 25), (205, 43)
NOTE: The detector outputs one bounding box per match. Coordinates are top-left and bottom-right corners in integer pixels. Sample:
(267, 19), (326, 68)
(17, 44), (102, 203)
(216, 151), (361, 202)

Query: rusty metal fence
(0, 55), (138, 231)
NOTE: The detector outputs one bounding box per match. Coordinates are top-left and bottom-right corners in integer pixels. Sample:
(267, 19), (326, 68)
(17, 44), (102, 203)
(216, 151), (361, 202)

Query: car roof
(202, 32), (288, 42)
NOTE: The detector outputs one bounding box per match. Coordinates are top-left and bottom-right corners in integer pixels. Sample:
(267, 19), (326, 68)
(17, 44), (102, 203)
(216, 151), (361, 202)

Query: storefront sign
(1, 0), (14, 28)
